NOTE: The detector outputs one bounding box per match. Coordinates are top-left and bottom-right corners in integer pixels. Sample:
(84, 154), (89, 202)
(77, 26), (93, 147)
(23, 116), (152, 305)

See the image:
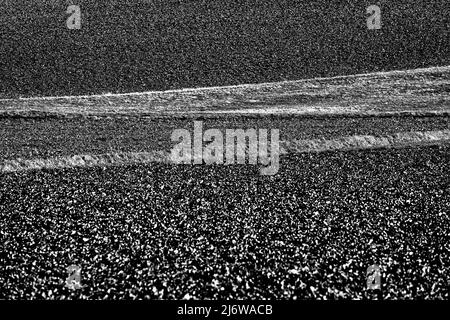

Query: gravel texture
(1, 145), (449, 299)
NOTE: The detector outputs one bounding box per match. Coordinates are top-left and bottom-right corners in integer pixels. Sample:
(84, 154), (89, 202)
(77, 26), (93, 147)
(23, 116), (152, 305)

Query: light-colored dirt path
(2, 129), (449, 173)
(0, 66), (449, 117)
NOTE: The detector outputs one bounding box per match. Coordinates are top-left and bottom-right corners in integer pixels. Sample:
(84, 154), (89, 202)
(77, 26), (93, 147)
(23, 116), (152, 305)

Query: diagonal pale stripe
(280, 130), (450, 154)
(0, 65), (448, 117)
(1, 130), (450, 173)
(0, 151), (171, 173)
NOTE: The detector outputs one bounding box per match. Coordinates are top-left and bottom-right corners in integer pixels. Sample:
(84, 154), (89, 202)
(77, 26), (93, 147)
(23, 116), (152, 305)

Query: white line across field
(1, 130), (449, 173)
(1, 65), (448, 102)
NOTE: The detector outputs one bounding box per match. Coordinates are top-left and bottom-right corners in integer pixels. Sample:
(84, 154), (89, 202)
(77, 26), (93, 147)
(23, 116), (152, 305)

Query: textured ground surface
(0, 115), (449, 161)
(0, 146), (449, 299)
(0, 67), (449, 300)
(2, 1), (448, 97)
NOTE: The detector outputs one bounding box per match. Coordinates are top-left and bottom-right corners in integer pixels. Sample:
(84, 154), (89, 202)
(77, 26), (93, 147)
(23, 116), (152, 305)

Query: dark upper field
(1, 0), (449, 97)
